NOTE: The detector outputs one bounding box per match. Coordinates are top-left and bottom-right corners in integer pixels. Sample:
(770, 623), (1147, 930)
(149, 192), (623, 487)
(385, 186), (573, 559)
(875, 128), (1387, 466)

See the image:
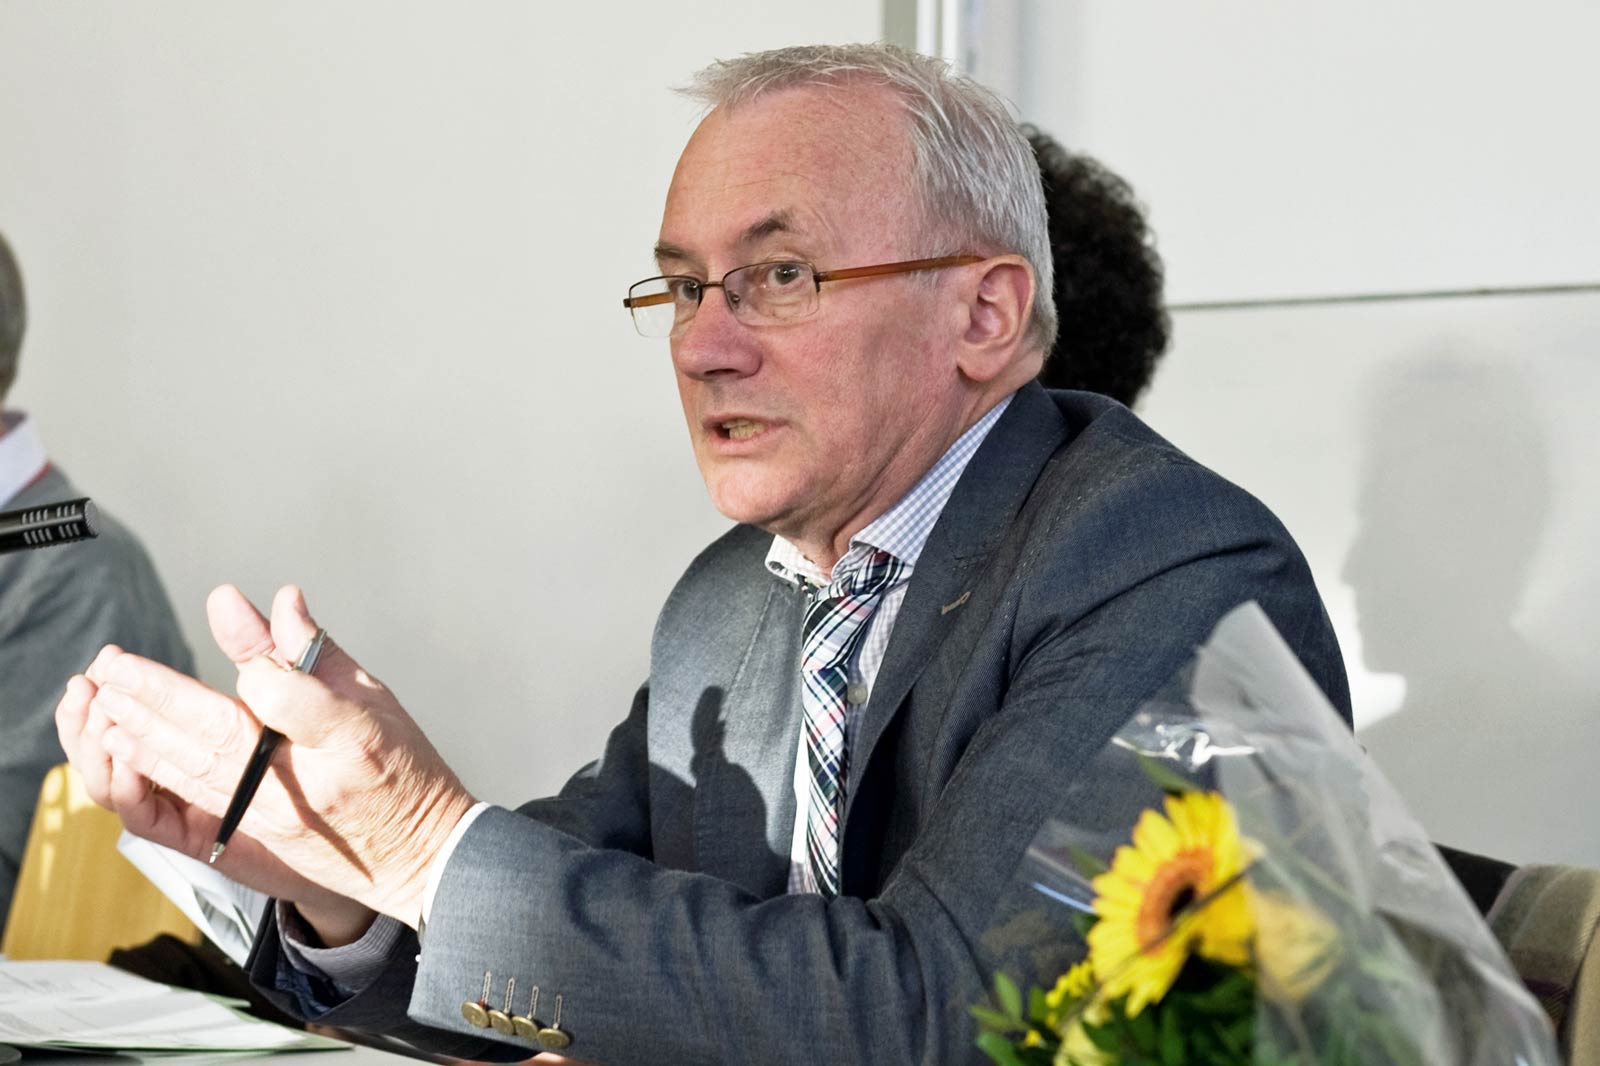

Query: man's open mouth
(718, 419), (766, 441)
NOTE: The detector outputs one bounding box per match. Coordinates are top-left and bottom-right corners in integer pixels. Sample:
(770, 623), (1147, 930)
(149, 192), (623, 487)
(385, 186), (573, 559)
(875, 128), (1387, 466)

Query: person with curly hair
(1025, 125), (1170, 407)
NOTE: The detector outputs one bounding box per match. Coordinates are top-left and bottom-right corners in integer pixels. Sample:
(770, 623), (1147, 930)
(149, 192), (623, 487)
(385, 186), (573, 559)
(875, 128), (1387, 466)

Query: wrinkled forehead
(657, 84), (920, 269)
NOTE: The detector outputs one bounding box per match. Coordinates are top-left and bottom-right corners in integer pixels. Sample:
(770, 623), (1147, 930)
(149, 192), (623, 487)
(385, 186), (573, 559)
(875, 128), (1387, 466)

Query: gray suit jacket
(0, 465), (194, 936)
(250, 385), (1350, 1064)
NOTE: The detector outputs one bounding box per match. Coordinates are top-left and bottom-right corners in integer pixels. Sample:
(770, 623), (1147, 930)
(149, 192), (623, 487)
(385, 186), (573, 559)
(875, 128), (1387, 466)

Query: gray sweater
(0, 466), (193, 938)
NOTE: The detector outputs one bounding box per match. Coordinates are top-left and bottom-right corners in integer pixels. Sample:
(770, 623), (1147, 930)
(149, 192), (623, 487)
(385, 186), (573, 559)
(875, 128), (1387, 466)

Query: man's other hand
(55, 584), (477, 945)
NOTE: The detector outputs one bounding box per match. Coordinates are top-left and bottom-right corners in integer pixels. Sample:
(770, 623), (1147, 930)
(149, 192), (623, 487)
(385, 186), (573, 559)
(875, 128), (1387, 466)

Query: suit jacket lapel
(843, 383), (1071, 812)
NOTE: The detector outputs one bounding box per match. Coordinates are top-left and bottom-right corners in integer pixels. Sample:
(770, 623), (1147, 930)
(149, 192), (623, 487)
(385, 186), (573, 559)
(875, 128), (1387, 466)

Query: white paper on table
(116, 833), (270, 967)
(0, 960), (346, 1052)
(0, 959), (160, 1004)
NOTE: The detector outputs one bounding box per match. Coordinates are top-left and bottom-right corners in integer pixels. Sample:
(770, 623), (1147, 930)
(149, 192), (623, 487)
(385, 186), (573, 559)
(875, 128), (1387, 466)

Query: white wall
(0, 1), (882, 807)
(977, 1), (1600, 304)
(983, 1), (1600, 865)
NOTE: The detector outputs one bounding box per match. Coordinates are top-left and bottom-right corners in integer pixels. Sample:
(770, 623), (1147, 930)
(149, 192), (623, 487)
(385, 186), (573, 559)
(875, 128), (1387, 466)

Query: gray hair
(683, 43), (1057, 355)
(0, 231), (23, 403)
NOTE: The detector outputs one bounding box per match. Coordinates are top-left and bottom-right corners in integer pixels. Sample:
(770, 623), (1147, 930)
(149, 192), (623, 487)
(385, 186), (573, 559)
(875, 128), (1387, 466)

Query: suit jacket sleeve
(244, 681), (656, 1055)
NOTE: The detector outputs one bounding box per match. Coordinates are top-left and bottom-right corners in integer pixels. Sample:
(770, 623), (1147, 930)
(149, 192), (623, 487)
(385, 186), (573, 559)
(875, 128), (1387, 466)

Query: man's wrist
(372, 785), (479, 930)
(293, 896), (380, 948)
(418, 800), (492, 930)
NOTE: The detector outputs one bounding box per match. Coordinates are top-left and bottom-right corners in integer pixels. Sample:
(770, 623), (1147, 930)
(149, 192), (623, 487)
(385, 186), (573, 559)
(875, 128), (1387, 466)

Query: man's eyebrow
(653, 212), (804, 271)
(740, 211), (796, 246)
(653, 242), (696, 270)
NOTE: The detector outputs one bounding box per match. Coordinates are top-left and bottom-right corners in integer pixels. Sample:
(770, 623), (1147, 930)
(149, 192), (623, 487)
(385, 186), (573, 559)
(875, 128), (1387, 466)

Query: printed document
(0, 960), (345, 1053)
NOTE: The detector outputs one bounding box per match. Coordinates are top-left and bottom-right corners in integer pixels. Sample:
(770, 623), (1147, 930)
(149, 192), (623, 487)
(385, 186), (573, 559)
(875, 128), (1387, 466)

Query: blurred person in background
(0, 228), (192, 938)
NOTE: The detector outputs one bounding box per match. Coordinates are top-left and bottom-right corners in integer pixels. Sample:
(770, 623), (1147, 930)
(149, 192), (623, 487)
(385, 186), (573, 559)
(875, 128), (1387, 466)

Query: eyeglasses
(622, 254), (983, 338)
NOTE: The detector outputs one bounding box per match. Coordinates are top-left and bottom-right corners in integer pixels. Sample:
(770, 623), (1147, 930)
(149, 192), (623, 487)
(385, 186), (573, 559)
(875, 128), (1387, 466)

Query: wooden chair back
(1, 764), (200, 960)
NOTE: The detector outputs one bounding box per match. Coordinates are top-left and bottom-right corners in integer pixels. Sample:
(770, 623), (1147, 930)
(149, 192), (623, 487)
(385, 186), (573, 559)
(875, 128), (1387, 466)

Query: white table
(9, 1043), (428, 1065)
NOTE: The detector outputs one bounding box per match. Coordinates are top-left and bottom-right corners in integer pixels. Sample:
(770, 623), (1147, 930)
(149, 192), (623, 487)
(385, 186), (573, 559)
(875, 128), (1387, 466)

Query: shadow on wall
(1349, 354), (1600, 866)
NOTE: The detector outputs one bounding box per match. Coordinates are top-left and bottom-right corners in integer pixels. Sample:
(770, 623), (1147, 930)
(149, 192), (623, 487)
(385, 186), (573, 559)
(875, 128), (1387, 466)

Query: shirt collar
(765, 393), (1013, 587)
(0, 410), (49, 507)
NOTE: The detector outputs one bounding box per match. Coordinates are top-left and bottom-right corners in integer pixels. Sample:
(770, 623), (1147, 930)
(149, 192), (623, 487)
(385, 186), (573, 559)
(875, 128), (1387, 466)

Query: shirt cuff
(422, 800), (491, 926)
(277, 899), (404, 997)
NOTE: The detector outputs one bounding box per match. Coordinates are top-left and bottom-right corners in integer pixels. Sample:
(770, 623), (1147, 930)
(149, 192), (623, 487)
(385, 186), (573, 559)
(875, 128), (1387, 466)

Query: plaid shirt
(766, 395), (1011, 893)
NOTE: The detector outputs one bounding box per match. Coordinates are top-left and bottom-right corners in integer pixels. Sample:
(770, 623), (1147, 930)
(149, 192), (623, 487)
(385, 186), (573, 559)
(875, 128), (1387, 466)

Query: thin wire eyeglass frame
(622, 254), (984, 338)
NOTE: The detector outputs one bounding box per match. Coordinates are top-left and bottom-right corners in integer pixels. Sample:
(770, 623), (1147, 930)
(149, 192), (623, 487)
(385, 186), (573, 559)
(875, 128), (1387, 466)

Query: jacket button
(460, 1001), (490, 1028)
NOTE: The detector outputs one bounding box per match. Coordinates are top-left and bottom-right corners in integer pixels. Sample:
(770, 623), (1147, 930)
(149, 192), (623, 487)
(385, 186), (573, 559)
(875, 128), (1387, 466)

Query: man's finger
(72, 684), (117, 809)
(107, 758), (213, 860)
(94, 685), (248, 812)
(207, 584), (277, 666)
(237, 585), (367, 745)
(93, 653), (267, 787)
(55, 674), (96, 768)
(269, 586), (322, 667)
(106, 756), (160, 830)
(234, 656), (357, 747)
(83, 643), (127, 687)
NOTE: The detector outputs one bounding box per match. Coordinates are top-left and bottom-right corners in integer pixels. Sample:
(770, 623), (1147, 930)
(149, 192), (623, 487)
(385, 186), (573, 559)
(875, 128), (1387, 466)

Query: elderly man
(58, 45), (1348, 1064)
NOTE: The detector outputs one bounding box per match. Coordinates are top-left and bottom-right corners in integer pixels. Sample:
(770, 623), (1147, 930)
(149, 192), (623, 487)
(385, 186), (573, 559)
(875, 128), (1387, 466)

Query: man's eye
(669, 278), (703, 302)
(765, 263), (806, 288)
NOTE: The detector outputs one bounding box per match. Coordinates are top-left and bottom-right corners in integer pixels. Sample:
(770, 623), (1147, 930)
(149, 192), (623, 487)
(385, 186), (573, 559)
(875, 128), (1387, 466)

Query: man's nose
(671, 289), (761, 381)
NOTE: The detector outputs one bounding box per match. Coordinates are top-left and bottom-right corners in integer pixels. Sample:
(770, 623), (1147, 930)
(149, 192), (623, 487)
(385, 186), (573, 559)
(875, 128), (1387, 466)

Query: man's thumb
(206, 584), (274, 665)
(269, 585), (322, 667)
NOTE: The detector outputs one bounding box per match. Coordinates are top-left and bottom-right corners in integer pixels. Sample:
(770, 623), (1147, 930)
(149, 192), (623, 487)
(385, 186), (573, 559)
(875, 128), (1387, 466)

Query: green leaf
(1187, 968), (1256, 1014)
(1137, 753), (1199, 795)
(970, 1006), (1022, 1034)
(994, 972), (1024, 1021)
(976, 1030), (1026, 1066)
(1084, 1020), (1122, 1052)
(1128, 1006), (1158, 1052)
(1218, 1015), (1253, 1056)
(1028, 985), (1050, 1026)
(1158, 1006), (1184, 1066)
(1070, 845), (1110, 878)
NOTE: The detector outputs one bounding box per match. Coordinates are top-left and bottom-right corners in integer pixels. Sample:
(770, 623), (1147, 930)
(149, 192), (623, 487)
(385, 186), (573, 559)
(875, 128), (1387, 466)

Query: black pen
(209, 627), (327, 864)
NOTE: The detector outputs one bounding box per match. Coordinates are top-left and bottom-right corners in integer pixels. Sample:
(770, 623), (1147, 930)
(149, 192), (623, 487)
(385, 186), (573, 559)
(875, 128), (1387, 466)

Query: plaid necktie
(798, 548), (907, 896)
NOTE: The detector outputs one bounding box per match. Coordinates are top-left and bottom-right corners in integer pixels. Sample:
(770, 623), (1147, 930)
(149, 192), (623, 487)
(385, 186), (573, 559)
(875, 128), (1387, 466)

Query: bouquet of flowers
(973, 603), (1559, 1066)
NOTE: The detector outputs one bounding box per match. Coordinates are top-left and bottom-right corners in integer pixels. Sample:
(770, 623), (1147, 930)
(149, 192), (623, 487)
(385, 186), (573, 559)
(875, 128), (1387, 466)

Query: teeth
(721, 419), (765, 441)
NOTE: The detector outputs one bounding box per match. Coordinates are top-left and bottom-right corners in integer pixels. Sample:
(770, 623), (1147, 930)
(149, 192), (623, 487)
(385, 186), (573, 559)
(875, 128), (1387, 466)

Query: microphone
(0, 497), (100, 555)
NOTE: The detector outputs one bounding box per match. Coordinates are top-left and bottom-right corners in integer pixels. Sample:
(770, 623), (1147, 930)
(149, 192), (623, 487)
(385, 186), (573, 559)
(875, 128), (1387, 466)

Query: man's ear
(954, 255), (1035, 383)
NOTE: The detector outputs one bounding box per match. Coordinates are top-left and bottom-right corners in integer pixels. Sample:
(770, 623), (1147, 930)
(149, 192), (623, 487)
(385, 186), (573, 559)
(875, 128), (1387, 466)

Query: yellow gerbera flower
(1251, 890), (1341, 1004)
(1086, 790), (1256, 1016)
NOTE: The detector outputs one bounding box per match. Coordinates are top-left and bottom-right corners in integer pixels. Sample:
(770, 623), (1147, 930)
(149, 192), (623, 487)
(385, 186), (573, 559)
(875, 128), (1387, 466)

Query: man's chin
(703, 481), (798, 534)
